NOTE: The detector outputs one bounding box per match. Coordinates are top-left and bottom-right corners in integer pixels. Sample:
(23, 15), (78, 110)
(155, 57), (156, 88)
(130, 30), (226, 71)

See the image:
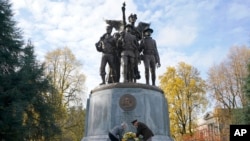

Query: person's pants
(108, 132), (119, 141)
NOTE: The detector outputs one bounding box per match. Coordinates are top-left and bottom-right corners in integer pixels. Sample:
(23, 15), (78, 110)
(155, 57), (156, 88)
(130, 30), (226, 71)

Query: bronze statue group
(95, 6), (161, 86)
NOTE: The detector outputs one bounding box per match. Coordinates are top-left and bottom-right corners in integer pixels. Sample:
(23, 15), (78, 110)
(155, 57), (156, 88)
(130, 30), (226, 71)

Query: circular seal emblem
(119, 94), (137, 111)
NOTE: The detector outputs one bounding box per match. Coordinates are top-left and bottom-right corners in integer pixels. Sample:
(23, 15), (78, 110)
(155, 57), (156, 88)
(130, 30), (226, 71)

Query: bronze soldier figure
(113, 32), (122, 82)
(127, 14), (141, 40)
(107, 32), (121, 83)
(139, 27), (161, 85)
(117, 24), (139, 83)
(95, 26), (117, 85)
(127, 14), (141, 81)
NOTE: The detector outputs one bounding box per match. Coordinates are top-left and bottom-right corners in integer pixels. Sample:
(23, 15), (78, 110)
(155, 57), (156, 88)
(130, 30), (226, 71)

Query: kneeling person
(108, 122), (127, 141)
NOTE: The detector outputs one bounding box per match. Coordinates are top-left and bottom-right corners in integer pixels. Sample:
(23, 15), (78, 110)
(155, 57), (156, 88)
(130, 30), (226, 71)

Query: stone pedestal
(82, 83), (173, 141)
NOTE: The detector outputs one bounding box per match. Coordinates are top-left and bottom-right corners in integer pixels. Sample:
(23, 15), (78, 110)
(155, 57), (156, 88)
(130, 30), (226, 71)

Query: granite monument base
(82, 83), (173, 141)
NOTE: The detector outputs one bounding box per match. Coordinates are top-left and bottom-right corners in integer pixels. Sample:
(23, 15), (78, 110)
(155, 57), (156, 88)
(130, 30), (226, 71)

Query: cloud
(228, 2), (250, 20)
(157, 25), (197, 47)
(10, 0), (250, 97)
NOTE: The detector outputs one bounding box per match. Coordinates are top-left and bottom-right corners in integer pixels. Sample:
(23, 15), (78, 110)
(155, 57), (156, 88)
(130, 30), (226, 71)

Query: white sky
(10, 0), (250, 102)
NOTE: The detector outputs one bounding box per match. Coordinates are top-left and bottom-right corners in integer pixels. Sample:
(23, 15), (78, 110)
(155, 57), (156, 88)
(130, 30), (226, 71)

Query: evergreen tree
(243, 62), (250, 124)
(19, 41), (61, 140)
(0, 0), (25, 139)
(0, 0), (60, 140)
(0, 0), (24, 74)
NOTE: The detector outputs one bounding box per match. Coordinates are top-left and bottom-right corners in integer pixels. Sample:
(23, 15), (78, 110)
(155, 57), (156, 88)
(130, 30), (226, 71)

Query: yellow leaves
(159, 62), (207, 138)
(22, 104), (40, 126)
(44, 47), (86, 104)
(43, 47), (86, 140)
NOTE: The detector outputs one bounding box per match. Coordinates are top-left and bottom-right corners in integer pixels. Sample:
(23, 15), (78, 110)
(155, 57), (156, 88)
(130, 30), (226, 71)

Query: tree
(207, 46), (250, 120)
(63, 106), (86, 141)
(242, 62), (250, 124)
(159, 62), (207, 140)
(44, 47), (86, 140)
(0, 0), (25, 138)
(19, 40), (61, 140)
(44, 47), (86, 107)
(0, 0), (24, 75)
(0, 1), (61, 139)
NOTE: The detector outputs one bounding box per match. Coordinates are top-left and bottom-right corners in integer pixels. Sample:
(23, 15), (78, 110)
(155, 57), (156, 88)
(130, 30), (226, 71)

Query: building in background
(182, 108), (231, 141)
(194, 108), (231, 141)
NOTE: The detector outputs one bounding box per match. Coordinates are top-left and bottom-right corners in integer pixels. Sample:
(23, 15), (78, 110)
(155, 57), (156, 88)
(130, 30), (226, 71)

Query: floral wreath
(122, 132), (140, 141)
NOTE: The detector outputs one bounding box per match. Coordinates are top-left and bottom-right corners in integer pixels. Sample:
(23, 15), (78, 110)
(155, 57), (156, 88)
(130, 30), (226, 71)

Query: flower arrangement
(122, 132), (140, 141)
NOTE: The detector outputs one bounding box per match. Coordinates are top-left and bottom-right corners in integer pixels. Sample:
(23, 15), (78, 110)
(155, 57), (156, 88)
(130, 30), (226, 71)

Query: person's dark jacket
(136, 122), (154, 140)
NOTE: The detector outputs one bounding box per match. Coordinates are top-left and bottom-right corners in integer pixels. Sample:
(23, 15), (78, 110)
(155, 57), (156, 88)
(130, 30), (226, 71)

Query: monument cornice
(91, 83), (163, 94)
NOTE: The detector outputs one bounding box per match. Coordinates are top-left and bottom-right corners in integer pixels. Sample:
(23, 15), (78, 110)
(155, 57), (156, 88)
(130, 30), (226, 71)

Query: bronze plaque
(119, 94), (136, 111)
